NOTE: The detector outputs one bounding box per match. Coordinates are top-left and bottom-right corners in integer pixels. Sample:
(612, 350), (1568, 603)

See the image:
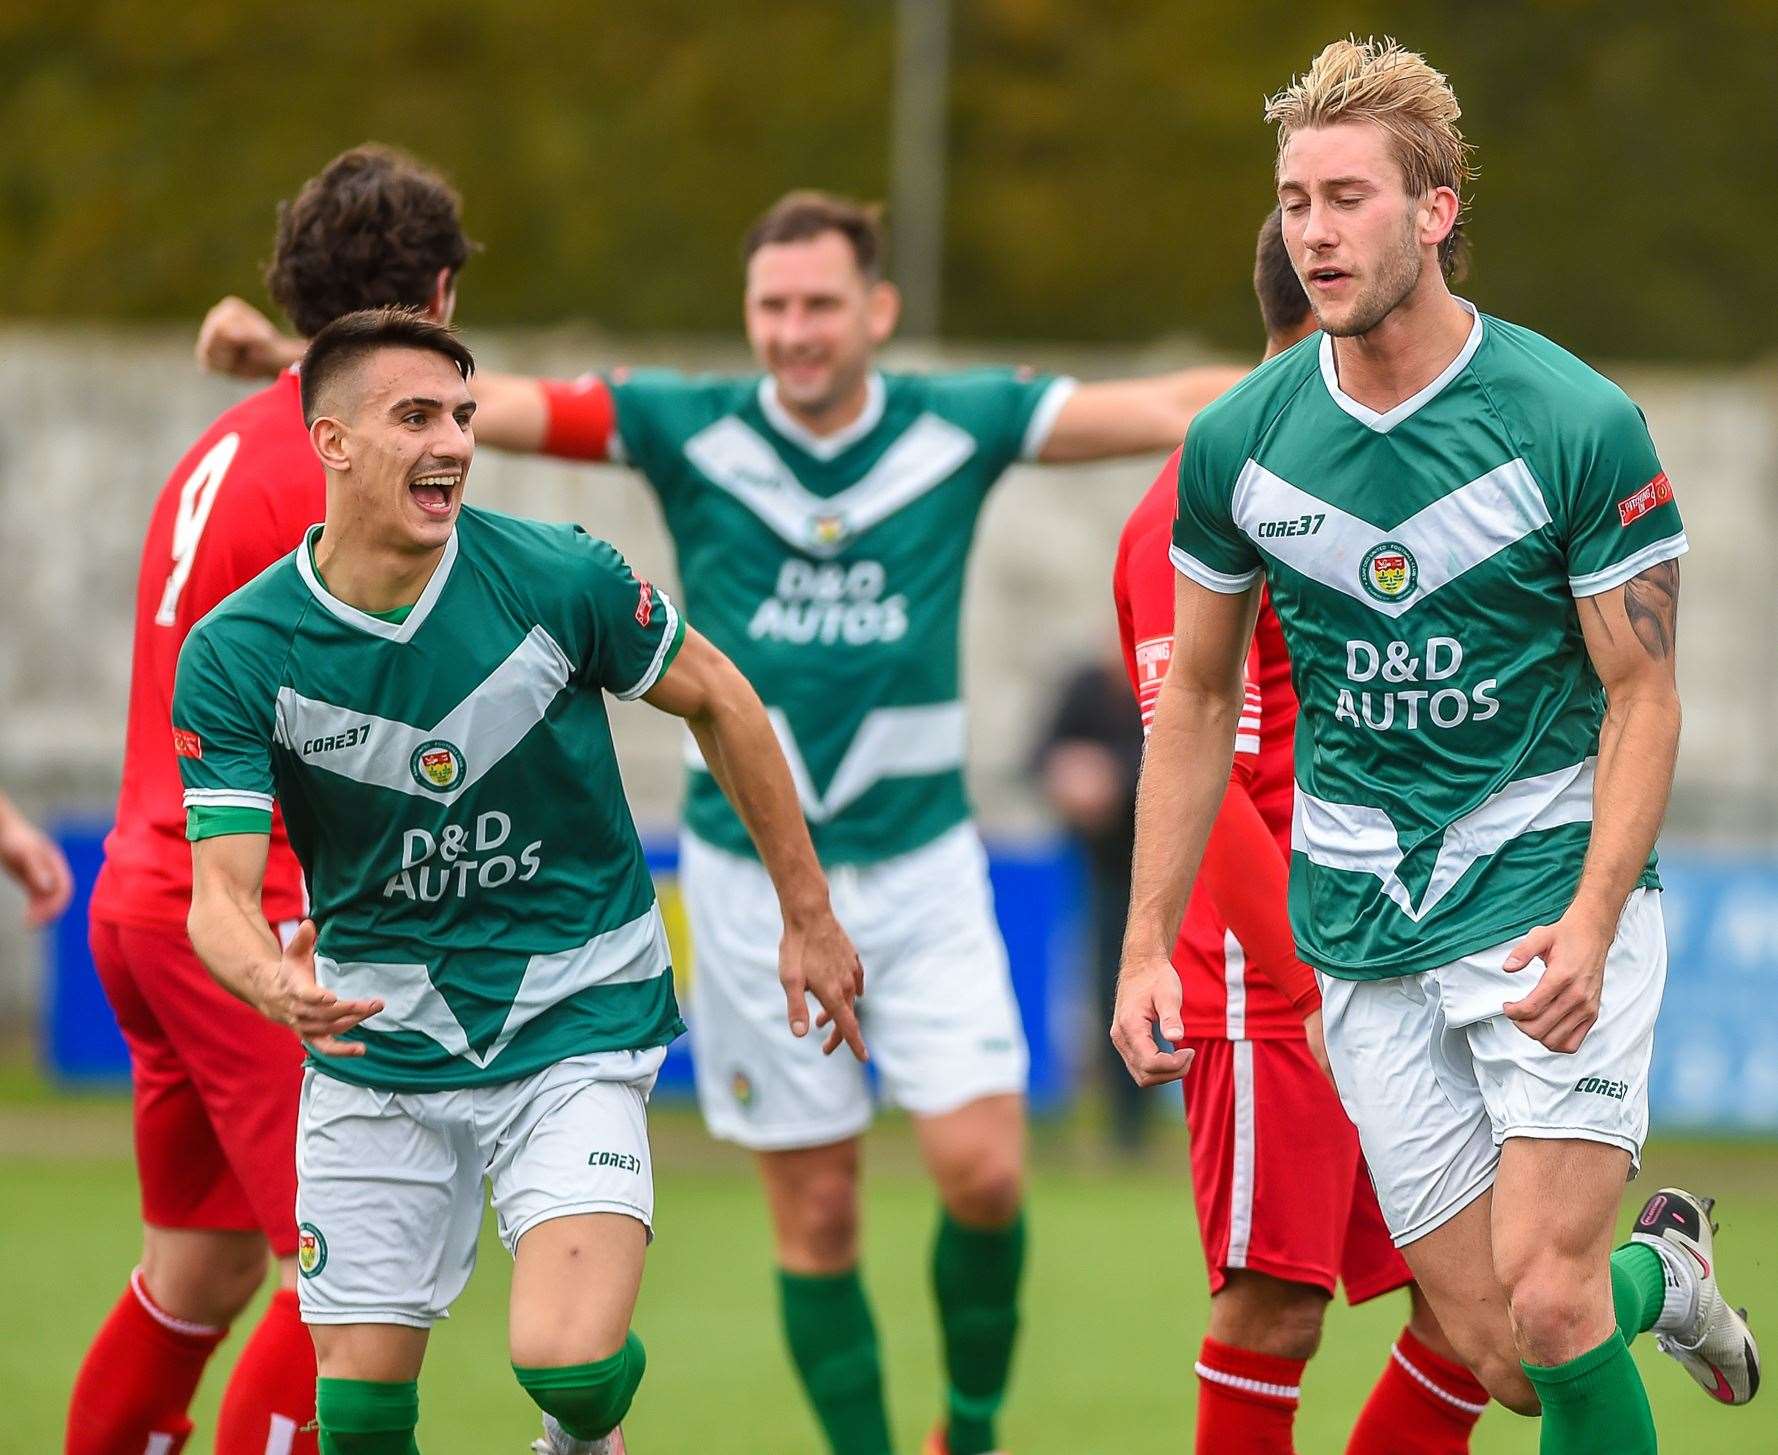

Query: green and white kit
(1172, 302), (1686, 1236)
(605, 367), (1072, 1146)
(175, 507), (685, 1314)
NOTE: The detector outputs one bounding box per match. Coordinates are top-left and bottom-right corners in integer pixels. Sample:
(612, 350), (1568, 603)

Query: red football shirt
(1113, 448), (1307, 1040)
(91, 370), (319, 930)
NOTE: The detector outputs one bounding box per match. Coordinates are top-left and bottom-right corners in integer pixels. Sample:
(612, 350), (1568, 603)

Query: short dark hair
(1253, 206), (1312, 341)
(299, 307), (475, 426)
(266, 145), (475, 339)
(742, 190), (886, 279)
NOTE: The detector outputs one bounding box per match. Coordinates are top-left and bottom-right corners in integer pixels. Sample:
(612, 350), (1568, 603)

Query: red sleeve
(1198, 787), (1320, 1016)
(540, 375), (616, 461)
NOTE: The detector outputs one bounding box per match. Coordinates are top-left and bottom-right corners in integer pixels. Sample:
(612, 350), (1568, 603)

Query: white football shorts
(1319, 886), (1666, 1247)
(684, 822), (1029, 1150)
(295, 1047), (662, 1327)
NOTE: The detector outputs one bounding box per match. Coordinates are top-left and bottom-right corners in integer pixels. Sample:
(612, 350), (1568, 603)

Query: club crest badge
(1360, 541), (1419, 603)
(810, 515), (847, 548)
(410, 739), (466, 793)
(297, 1222), (327, 1279)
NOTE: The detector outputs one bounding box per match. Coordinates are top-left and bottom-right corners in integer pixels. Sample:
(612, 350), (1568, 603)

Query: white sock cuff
(130, 1267), (226, 1339)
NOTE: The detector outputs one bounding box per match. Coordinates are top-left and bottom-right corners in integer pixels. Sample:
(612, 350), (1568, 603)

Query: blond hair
(1265, 38), (1475, 275)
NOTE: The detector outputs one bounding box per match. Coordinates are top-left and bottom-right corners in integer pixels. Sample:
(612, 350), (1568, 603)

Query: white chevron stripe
(316, 904), (669, 1068)
(1232, 457), (1552, 619)
(273, 626), (572, 805)
(683, 412), (977, 558)
(683, 701), (967, 822)
(1291, 758), (1597, 922)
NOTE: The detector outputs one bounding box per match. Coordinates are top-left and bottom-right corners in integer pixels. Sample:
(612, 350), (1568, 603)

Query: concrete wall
(2, 327), (1775, 1017)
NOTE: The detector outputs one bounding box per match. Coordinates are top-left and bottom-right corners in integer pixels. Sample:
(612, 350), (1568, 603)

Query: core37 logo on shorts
(409, 738), (466, 793)
(297, 1222), (328, 1278)
(1360, 541), (1419, 603)
(588, 1150), (644, 1175)
(1575, 1076), (1629, 1101)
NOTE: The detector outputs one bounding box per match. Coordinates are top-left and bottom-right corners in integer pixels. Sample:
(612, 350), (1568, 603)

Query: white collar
(295, 524), (459, 643)
(1319, 298), (1483, 434)
(758, 371), (886, 460)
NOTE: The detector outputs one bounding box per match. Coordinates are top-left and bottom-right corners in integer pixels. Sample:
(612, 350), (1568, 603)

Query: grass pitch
(6, 1072), (1775, 1453)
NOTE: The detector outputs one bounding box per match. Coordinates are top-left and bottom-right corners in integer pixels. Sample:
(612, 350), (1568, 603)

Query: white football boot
(530, 1412), (628, 1454)
(1630, 1186), (1761, 1405)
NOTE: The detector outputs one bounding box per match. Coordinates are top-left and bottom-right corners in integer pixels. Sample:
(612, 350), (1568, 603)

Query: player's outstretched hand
(260, 919), (385, 1057)
(197, 296), (292, 380)
(1111, 955), (1195, 1087)
(1502, 911), (1612, 1054)
(0, 805), (73, 927)
(778, 907), (868, 1062)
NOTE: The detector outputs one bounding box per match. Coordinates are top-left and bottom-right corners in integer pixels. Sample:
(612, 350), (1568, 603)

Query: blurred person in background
(71, 145), (472, 1455)
(1028, 648), (1145, 1152)
(200, 186), (1246, 1455)
(1114, 205), (1489, 1455)
(1119, 38), (1756, 1454)
(0, 791), (74, 926)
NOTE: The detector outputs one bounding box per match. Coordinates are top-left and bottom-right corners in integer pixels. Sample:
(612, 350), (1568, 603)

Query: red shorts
(1184, 1036), (1411, 1304)
(90, 915), (304, 1257)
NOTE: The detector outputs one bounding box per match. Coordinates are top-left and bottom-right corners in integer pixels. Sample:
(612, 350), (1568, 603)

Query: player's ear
(867, 279), (900, 345)
(1420, 186), (1459, 252)
(310, 415), (351, 472)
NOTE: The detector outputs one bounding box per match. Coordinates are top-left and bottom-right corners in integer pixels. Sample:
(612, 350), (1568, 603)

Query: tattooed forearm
(1623, 559), (1679, 659)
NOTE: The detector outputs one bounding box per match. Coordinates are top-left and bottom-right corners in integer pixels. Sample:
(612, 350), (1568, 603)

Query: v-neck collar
(757, 371), (886, 461)
(1319, 297), (1482, 434)
(296, 524), (458, 643)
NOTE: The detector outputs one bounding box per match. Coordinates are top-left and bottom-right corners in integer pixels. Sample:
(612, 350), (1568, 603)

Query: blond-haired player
(1116, 38), (1757, 1455)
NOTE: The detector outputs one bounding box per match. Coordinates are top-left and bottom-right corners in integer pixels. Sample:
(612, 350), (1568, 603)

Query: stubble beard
(1314, 223), (1425, 340)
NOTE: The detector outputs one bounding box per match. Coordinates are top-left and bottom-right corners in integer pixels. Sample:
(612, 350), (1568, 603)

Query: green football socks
(1610, 1241), (1669, 1342)
(514, 1331), (647, 1441)
(1523, 1330), (1656, 1454)
(315, 1378), (421, 1454)
(933, 1208), (1026, 1455)
(779, 1267), (893, 1455)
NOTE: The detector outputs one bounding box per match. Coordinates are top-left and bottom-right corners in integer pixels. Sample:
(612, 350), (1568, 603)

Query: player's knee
(141, 1233), (268, 1325)
(1467, 1351), (1540, 1416)
(1505, 1271), (1606, 1366)
(1210, 1275), (1326, 1360)
(515, 1330), (646, 1442)
(940, 1158), (1023, 1228)
(783, 1169), (861, 1268)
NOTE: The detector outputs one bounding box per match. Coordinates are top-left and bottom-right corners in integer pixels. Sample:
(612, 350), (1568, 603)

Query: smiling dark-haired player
(175, 307), (866, 1455)
(74, 144), (474, 1455)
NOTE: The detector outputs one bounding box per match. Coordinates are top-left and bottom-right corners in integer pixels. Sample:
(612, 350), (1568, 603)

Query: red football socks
(1194, 1336), (1305, 1454)
(66, 1268), (227, 1455)
(216, 1288), (318, 1454)
(1346, 1326), (1490, 1454)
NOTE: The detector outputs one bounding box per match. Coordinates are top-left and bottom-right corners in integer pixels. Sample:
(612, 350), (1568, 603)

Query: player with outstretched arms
(175, 308), (865, 1455)
(1115, 206), (1491, 1453)
(202, 190), (1244, 1455)
(72, 145), (475, 1455)
(1115, 38), (1757, 1455)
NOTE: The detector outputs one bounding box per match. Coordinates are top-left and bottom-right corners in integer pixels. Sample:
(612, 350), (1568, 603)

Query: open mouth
(1308, 266), (1351, 290)
(408, 471), (460, 518)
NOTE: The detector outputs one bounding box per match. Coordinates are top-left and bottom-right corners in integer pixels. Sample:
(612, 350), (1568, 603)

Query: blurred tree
(1, 0), (1772, 359)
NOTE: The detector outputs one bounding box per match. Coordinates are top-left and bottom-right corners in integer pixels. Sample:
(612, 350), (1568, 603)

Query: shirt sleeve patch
(173, 728), (203, 760)
(1616, 472), (1674, 527)
(635, 579), (655, 627)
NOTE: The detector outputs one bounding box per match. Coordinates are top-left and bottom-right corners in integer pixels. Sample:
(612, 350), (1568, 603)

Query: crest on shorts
(731, 1069), (754, 1109)
(409, 739), (466, 793)
(297, 1222), (328, 1279)
(1360, 541), (1419, 603)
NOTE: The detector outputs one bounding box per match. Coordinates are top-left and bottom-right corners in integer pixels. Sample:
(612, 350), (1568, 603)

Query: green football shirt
(604, 366), (1073, 864)
(1172, 302), (1687, 980)
(173, 506), (688, 1090)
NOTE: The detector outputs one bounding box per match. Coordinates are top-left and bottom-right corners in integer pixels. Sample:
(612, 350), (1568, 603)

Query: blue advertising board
(41, 826), (1084, 1108)
(39, 825), (1778, 1133)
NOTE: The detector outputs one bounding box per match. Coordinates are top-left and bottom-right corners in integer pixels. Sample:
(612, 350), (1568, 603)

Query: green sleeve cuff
(186, 805), (274, 841)
(658, 611), (687, 680)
